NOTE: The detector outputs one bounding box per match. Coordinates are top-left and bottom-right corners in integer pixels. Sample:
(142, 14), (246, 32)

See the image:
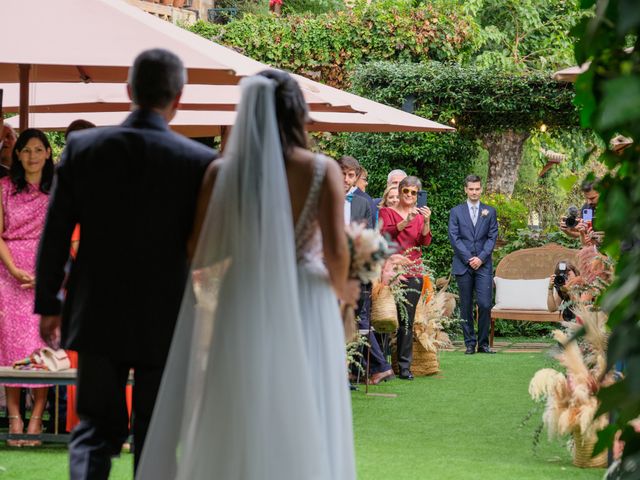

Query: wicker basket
(391, 338), (440, 376)
(572, 430), (608, 468)
(371, 285), (398, 333)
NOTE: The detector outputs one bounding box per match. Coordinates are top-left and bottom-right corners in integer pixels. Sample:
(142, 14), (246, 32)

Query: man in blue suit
(448, 175), (499, 354)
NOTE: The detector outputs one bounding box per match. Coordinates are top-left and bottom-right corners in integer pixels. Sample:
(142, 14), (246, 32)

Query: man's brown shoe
(368, 369), (395, 385)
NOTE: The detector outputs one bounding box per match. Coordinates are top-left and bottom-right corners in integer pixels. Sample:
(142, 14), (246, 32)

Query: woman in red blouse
(379, 176), (431, 380)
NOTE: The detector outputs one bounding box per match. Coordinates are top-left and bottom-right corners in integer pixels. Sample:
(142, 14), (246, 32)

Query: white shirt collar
(467, 199), (480, 209)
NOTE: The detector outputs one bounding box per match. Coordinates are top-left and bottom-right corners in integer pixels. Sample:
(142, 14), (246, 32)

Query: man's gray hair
(387, 169), (407, 183)
(128, 49), (186, 109)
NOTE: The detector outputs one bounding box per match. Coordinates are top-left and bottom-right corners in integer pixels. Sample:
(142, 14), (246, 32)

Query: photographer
(560, 179), (602, 246)
(547, 260), (580, 322)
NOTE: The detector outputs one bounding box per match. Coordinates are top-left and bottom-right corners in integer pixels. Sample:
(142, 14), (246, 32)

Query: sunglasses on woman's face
(401, 188), (418, 196)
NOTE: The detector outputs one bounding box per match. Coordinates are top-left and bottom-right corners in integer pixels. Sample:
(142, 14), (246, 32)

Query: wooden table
(0, 367), (133, 444)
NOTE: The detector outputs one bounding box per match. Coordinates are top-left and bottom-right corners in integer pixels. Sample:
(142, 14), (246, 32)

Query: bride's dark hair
(257, 69), (308, 155)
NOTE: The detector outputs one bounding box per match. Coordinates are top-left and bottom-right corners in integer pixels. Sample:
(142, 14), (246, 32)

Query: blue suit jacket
(448, 202), (498, 275)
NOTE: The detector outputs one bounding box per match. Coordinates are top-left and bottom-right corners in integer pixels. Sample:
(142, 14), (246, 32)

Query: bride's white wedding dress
(136, 76), (354, 480)
(295, 154), (356, 480)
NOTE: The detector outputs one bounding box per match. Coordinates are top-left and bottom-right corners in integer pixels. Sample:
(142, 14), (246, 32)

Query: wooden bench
(489, 243), (579, 347)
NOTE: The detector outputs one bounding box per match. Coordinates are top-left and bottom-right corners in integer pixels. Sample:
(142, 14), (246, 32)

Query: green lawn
(0, 351), (604, 479)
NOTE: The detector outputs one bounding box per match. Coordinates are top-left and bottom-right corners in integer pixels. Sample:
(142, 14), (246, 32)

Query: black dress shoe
(465, 345), (476, 355)
(477, 346), (497, 354)
(399, 370), (414, 380)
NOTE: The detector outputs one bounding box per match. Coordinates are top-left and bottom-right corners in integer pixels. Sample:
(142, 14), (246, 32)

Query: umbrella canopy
(5, 109), (452, 136)
(0, 83), (357, 113)
(1, 0), (453, 134)
(0, 0), (261, 85)
(553, 64), (589, 82)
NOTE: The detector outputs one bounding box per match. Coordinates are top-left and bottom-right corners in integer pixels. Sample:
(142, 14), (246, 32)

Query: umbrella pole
(19, 64), (31, 132)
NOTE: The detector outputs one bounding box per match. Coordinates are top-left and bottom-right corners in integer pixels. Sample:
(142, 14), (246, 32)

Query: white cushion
(493, 277), (549, 311)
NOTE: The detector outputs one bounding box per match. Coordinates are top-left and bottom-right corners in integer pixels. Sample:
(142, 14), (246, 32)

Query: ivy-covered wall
(188, 3), (475, 87)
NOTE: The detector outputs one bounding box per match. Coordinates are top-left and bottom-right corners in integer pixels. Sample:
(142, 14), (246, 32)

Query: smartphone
(417, 190), (427, 208)
(582, 208), (593, 228)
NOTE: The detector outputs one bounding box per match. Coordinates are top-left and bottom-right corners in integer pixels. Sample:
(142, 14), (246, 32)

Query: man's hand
(468, 256), (483, 270)
(40, 315), (62, 349)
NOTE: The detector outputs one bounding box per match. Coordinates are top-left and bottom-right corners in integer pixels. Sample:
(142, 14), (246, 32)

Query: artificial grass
(352, 351), (602, 480)
(0, 351), (603, 479)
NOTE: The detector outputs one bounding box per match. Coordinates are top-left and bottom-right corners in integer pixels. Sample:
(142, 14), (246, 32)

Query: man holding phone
(560, 179), (601, 245)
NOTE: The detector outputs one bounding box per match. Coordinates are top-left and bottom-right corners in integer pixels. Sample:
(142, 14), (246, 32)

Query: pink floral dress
(0, 176), (50, 387)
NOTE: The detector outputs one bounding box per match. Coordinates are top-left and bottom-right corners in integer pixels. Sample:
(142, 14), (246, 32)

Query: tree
(462, 0), (585, 73)
(571, 2), (640, 478)
(352, 62), (579, 195)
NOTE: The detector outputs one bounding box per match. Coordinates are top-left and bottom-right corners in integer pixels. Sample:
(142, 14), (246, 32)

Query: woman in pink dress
(0, 129), (54, 447)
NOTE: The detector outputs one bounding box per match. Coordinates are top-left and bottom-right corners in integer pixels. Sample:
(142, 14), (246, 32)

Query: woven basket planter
(411, 340), (439, 376)
(572, 430), (608, 468)
(391, 338), (439, 377)
(371, 285), (398, 333)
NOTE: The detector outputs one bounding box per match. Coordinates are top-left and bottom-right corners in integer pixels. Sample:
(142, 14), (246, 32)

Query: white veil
(137, 75), (328, 479)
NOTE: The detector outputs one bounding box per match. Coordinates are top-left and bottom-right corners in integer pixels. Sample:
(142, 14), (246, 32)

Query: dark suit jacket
(35, 109), (216, 365)
(350, 194), (373, 228)
(448, 202), (498, 276)
(353, 188), (377, 226)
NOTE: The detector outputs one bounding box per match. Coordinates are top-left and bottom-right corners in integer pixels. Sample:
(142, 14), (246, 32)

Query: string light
(540, 123), (547, 132)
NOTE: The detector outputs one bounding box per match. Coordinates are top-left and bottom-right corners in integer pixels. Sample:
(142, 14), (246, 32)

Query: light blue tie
(471, 205), (478, 226)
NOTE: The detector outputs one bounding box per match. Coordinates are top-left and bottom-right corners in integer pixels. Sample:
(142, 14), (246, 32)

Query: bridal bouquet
(342, 222), (395, 341)
(345, 222), (394, 283)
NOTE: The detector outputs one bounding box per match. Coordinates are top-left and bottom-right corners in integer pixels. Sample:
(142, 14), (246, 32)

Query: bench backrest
(495, 243), (579, 280)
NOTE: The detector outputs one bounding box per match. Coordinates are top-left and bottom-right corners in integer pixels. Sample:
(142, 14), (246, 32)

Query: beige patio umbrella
(0, 0), (261, 130)
(553, 64), (589, 82)
(2, 0), (453, 134)
(6, 108), (452, 137)
(0, 83), (357, 114)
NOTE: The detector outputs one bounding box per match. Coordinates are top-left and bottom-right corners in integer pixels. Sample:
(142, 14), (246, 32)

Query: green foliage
(492, 228), (581, 267)
(571, 1), (640, 475)
(187, 3), (475, 87)
(282, 0), (345, 15)
(352, 61), (579, 133)
(483, 193), (528, 242)
(493, 320), (554, 338)
(463, 0), (586, 73)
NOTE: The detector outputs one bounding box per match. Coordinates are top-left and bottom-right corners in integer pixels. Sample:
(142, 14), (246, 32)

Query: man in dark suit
(0, 124), (16, 178)
(339, 156), (393, 384)
(448, 175), (498, 355)
(35, 49), (216, 479)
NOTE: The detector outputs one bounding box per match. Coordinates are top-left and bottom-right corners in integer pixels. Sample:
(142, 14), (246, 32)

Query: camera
(564, 206), (580, 228)
(554, 261), (568, 287)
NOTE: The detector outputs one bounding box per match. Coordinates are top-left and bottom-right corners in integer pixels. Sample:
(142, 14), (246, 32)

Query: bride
(137, 71), (358, 479)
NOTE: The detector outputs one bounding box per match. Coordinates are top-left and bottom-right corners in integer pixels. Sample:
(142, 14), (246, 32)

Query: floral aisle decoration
(408, 278), (457, 376)
(343, 222), (394, 341)
(371, 246), (428, 334)
(528, 245), (616, 468)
